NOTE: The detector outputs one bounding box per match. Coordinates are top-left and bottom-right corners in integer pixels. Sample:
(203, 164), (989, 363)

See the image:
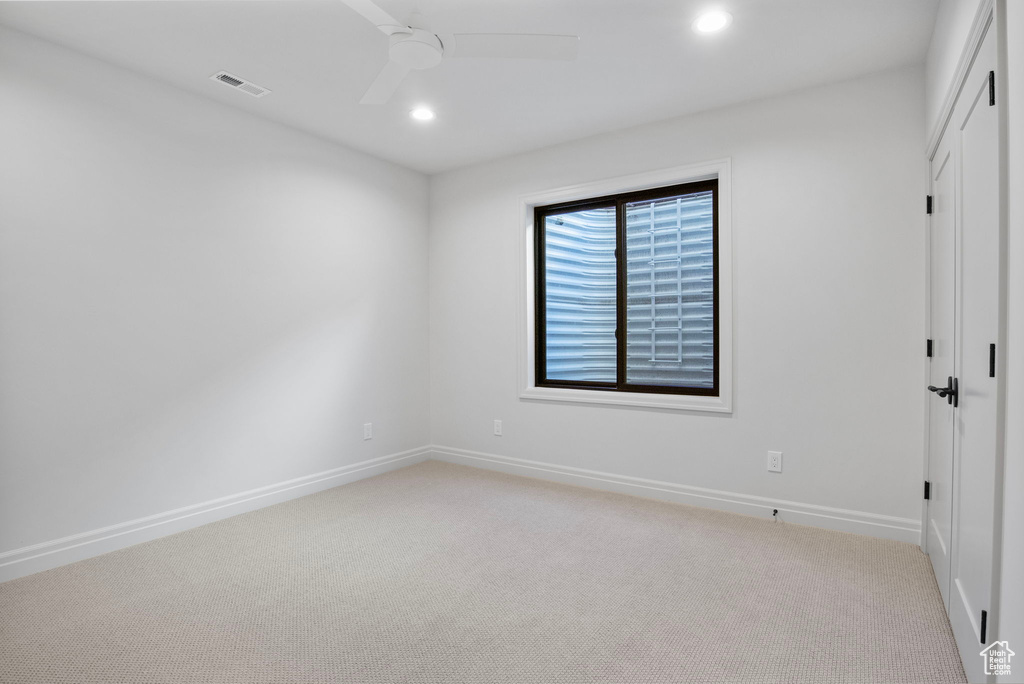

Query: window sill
(519, 385), (732, 413)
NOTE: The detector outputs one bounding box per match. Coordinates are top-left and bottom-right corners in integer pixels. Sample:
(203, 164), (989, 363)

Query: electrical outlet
(768, 451), (782, 473)
(493, 419), (503, 436)
(363, 423), (373, 440)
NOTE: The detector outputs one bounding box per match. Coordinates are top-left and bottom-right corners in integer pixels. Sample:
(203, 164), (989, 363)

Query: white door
(925, 135), (956, 610)
(948, 23), (1000, 673)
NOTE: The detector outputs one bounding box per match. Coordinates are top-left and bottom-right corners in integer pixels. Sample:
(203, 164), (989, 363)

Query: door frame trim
(926, 0), (995, 159)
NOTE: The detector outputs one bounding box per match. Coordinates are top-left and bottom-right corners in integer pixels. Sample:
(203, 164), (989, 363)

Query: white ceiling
(0, 0), (939, 174)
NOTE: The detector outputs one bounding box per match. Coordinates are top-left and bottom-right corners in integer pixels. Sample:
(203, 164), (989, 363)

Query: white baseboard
(0, 446), (431, 583)
(1, 444), (922, 584)
(429, 446), (922, 544)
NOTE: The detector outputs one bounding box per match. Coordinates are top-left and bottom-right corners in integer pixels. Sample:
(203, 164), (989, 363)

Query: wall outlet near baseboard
(768, 451), (782, 472)
(363, 423), (373, 440)
(493, 419), (502, 436)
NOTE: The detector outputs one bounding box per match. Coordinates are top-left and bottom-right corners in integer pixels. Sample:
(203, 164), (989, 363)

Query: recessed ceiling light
(692, 10), (732, 34)
(410, 106), (436, 121)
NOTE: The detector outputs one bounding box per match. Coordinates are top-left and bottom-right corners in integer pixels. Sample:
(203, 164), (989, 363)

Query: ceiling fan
(341, 0), (579, 105)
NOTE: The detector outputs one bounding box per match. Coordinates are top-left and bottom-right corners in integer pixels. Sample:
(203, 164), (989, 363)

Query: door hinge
(989, 71), (995, 106)
(924, 480), (931, 500)
(926, 339), (933, 358)
(926, 195), (933, 214)
(990, 344), (996, 378)
(981, 609), (988, 643)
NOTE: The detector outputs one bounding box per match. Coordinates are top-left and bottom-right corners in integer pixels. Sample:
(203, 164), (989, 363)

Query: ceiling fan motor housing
(389, 29), (443, 70)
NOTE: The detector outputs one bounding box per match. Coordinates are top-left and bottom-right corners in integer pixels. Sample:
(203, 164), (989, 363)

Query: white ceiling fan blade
(449, 34), (579, 61)
(339, 0), (406, 35)
(359, 61), (410, 104)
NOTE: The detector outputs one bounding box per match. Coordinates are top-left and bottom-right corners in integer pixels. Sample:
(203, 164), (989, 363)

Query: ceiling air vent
(210, 71), (271, 98)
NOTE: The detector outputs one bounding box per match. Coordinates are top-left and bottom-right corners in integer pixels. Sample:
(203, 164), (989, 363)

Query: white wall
(997, 0), (1023, 676)
(926, 0), (986, 131)
(429, 67), (926, 526)
(0, 27), (430, 554)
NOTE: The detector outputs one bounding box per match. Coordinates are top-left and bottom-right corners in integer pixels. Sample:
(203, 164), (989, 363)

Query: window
(535, 180), (719, 397)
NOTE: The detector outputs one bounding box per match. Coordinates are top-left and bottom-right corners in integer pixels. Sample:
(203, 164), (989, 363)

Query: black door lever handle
(927, 376), (958, 407)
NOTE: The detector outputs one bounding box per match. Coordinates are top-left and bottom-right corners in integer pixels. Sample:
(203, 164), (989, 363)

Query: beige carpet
(0, 460), (965, 683)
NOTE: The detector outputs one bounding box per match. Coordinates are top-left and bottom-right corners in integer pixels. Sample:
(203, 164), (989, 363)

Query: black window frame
(534, 179), (719, 397)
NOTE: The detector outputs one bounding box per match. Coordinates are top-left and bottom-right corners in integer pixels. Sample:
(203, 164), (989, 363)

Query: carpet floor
(0, 460), (965, 683)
